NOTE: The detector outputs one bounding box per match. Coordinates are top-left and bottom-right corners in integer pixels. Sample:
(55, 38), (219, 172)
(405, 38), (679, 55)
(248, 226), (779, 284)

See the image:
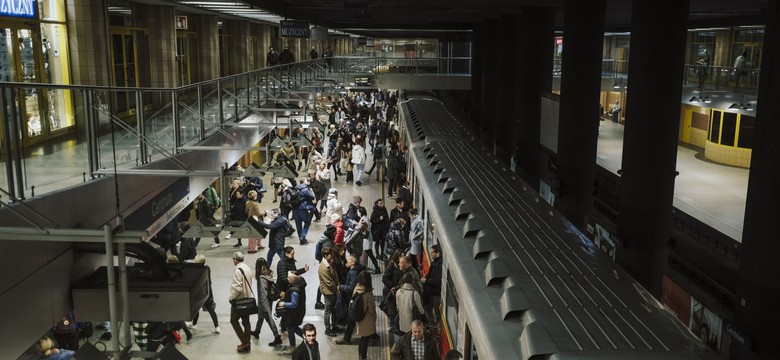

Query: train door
(682, 107), (693, 144)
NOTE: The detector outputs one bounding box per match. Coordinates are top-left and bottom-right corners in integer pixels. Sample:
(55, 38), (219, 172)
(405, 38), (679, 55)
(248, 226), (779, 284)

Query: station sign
(280, 20), (310, 38)
(0, 0), (37, 19)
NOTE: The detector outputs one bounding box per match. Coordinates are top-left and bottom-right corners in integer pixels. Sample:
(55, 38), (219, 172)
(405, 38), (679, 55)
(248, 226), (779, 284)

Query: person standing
(355, 271), (379, 360)
(370, 198), (390, 258)
(407, 208), (424, 269)
(733, 50), (748, 90)
(292, 323), (321, 360)
(352, 141), (367, 186)
(279, 46), (295, 64)
(609, 100), (621, 124)
(390, 320), (440, 360)
(228, 251), (254, 353)
(421, 245), (442, 329)
(244, 190), (264, 253)
(267, 46), (279, 67)
(309, 47), (319, 59)
(318, 247), (341, 337)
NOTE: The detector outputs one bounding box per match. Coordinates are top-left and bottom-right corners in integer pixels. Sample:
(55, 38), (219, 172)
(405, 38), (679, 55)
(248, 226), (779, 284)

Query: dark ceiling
(246, 0), (769, 38)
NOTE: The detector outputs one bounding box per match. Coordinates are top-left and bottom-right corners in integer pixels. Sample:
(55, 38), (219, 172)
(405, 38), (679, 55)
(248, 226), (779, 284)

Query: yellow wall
(704, 140), (752, 168)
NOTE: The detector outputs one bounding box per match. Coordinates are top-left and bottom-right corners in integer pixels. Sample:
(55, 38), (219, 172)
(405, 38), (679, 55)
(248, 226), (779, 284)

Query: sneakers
(299, 239), (308, 245)
(268, 335), (283, 347)
(233, 242), (242, 248)
(314, 302), (325, 310)
(186, 322), (197, 329)
(225, 233), (232, 239)
(325, 328), (338, 337)
(355, 181), (362, 186)
(212, 327), (220, 334)
(335, 338), (351, 345)
(210, 243), (220, 248)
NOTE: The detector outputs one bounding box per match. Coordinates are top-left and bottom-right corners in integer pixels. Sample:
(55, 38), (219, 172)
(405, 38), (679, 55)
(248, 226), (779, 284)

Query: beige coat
(318, 259), (339, 295)
(354, 284), (377, 337)
(395, 282), (424, 333)
(245, 199), (262, 218)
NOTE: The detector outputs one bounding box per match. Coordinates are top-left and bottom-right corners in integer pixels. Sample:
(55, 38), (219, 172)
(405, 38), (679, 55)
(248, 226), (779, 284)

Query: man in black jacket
(247, 208), (288, 266)
(390, 320), (440, 360)
(422, 245), (442, 328)
(292, 323), (321, 360)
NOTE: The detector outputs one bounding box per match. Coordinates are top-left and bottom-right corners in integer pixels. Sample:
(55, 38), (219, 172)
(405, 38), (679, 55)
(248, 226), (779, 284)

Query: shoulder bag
(230, 268), (258, 316)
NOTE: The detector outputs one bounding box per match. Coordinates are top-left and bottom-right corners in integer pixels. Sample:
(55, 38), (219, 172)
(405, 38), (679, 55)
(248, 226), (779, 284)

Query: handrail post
(104, 224), (121, 359)
(172, 90), (181, 152)
(198, 84), (205, 140)
(233, 76), (238, 122)
(136, 91), (147, 164)
(217, 80), (224, 124)
(10, 89), (24, 199)
(1, 87), (16, 199)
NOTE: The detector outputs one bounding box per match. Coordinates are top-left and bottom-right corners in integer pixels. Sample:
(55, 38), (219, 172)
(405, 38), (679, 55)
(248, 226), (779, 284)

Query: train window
(446, 271), (460, 348)
(466, 325), (480, 360)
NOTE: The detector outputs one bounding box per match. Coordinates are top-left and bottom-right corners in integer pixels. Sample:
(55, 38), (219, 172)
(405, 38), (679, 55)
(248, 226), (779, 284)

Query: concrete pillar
(66, 0), (110, 86)
(470, 23), (485, 139)
(495, 14), (522, 164)
(481, 20), (501, 150)
(514, 7), (555, 185)
(555, 0), (605, 230)
(136, 5), (177, 87)
(732, 1), (780, 358)
(616, 0), (689, 294)
(194, 14), (219, 81)
(226, 20), (250, 74)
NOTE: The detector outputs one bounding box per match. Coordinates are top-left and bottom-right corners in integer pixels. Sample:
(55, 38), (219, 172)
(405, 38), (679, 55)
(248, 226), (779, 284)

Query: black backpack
(284, 187), (302, 208)
(267, 278), (278, 304)
(347, 291), (366, 322)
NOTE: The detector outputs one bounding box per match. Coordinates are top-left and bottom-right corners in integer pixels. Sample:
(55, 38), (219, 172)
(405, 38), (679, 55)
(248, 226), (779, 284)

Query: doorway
(0, 25), (51, 145)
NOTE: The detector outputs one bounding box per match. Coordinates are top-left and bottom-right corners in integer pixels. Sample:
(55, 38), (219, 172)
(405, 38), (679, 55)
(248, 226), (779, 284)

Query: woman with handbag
(190, 255), (220, 334)
(395, 271), (425, 335)
(229, 251), (256, 353)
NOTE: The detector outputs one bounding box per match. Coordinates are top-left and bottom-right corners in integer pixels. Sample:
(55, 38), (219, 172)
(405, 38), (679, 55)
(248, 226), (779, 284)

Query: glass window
(721, 112), (737, 146)
(445, 271), (459, 348)
(738, 115), (755, 149)
(39, 0), (67, 22)
(709, 110), (722, 143)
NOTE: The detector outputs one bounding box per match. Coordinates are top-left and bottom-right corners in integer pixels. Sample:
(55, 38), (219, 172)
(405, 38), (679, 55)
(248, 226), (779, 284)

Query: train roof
(398, 97), (717, 360)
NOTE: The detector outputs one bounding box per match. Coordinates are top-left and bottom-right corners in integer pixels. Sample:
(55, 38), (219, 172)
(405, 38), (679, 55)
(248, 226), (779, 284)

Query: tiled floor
(172, 159), (395, 359)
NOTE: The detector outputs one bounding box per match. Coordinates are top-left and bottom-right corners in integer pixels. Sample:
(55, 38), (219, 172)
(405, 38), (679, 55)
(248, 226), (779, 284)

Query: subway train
(395, 90), (718, 359)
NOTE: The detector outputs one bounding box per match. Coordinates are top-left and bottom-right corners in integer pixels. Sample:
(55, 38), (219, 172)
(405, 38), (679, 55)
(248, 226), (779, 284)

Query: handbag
(379, 293), (398, 319)
(230, 268), (258, 316)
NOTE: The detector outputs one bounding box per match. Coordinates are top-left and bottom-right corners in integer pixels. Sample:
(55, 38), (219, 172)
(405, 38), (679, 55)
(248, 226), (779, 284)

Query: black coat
(370, 204), (390, 242)
(248, 215), (288, 249)
(277, 256), (306, 292)
(391, 331), (440, 360)
(424, 257), (443, 299)
(283, 278), (307, 326)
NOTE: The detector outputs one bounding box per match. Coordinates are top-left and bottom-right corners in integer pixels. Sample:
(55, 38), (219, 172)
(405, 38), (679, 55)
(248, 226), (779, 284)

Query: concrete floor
(596, 120), (748, 241)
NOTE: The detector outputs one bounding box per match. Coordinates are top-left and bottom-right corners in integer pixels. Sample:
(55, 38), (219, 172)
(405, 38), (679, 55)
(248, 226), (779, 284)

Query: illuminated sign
(280, 20), (310, 38)
(0, 0), (37, 19)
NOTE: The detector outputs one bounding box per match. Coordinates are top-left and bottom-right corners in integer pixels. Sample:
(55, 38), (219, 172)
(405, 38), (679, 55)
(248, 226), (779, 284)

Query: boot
(268, 335), (283, 347)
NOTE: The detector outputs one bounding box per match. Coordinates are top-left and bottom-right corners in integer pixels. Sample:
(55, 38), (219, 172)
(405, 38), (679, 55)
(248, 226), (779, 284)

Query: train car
(396, 91), (717, 360)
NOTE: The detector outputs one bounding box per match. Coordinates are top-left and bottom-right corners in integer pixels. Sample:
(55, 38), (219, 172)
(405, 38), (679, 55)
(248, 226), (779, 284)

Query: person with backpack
(279, 178), (296, 220)
(364, 136), (386, 181)
(247, 208), (289, 266)
(277, 273), (307, 355)
(335, 256), (365, 345)
(252, 258), (283, 348)
(353, 271), (379, 360)
(292, 177), (317, 245)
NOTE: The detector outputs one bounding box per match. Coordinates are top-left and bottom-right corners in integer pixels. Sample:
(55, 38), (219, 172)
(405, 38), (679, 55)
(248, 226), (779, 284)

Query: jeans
(292, 208), (312, 240)
(230, 307), (251, 345)
(323, 294), (337, 329)
(287, 324), (303, 347)
(267, 248), (285, 267)
(354, 163), (365, 182)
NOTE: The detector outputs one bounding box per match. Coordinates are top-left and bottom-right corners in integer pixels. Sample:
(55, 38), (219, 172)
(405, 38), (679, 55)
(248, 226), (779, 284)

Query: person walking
(252, 258), (283, 347)
(228, 251), (254, 353)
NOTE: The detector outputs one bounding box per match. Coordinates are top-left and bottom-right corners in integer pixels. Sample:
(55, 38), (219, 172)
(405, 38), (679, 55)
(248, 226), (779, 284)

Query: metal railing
(682, 63), (760, 91)
(0, 59), (334, 200)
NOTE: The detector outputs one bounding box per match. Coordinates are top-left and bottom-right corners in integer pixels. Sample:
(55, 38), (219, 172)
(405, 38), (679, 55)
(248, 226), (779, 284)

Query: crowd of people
(34, 89), (446, 359)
